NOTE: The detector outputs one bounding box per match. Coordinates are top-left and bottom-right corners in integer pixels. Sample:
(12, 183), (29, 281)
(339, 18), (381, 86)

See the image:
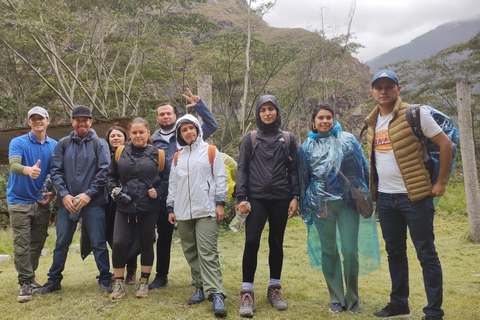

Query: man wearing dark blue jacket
(37, 105), (113, 294)
(149, 88), (218, 289)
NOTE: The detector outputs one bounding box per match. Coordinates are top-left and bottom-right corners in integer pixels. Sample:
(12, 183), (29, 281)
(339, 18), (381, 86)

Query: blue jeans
(377, 193), (443, 317)
(48, 206), (111, 284)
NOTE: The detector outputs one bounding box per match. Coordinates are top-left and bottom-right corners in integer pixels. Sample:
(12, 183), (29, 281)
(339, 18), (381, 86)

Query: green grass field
(0, 193), (479, 319)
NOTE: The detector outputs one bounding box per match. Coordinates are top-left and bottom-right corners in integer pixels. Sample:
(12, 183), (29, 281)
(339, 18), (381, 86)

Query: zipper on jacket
(187, 148), (193, 219)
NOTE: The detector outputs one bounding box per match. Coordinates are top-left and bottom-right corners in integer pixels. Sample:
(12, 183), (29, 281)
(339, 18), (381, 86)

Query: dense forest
(0, 0), (371, 153)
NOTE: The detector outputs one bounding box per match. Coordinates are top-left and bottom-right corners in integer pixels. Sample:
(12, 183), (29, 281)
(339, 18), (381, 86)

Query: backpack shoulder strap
(250, 131), (257, 146)
(173, 150), (181, 166)
(406, 104), (424, 138)
(208, 145), (216, 168)
(157, 149), (165, 172)
(62, 136), (71, 153)
(115, 145), (125, 163)
(282, 131), (291, 149)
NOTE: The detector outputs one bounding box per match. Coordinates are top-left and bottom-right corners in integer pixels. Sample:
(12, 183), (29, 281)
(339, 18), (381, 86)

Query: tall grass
(0, 186), (479, 319)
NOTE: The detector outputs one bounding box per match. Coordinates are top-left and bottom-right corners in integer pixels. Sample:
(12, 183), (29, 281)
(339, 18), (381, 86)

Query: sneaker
(212, 292), (227, 318)
(374, 303), (411, 318)
(267, 285), (288, 311)
(350, 306), (362, 313)
(35, 281), (61, 295)
(125, 268), (136, 285)
(188, 286), (205, 305)
(422, 316), (443, 320)
(100, 281), (113, 293)
(239, 290), (254, 318)
(329, 303), (344, 313)
(110, 281), (126, 300)
(148, 275), (168, 289)
(135, 280), (149, 298)
(30, 280), (42, 293)
(17, 282), (33, 303)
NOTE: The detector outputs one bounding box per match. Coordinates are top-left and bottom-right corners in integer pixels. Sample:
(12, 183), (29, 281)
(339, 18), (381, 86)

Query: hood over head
(175, 114), (203, 147)
(255, 94), (281, 132)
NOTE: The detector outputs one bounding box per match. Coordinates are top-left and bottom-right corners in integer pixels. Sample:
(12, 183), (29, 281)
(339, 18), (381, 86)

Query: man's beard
(160, 122), (175, 132)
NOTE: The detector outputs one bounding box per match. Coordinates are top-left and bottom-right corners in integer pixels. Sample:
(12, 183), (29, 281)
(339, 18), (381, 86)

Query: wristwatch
(293, 196), (300, 200)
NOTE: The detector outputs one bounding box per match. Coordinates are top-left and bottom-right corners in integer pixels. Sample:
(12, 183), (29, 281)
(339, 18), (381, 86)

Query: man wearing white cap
(365, 70), (452, 320)
(7, 106), (57, 302)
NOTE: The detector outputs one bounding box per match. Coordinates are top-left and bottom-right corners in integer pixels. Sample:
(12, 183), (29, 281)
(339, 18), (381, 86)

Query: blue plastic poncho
(298, 121), (380, 275)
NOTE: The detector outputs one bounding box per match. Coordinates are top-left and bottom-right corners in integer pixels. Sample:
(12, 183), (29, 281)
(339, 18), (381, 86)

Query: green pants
(9, 202), (51, 284)
(177, 217), (227, 298)
(313, 200), (360, 310)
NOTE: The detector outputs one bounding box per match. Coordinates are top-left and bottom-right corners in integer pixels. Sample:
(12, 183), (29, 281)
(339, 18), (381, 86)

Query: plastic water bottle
(36, 174), (52, 201)
(230, 202), (250, 232)
(69, 195), (81, 220)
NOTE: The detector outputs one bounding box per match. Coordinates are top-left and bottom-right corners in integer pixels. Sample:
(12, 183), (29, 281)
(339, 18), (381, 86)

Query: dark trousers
(377, 193), (443, 318)
(155, 199), (174, 277)
(112, 210), (158, 268)
(242, 198), (290, 283)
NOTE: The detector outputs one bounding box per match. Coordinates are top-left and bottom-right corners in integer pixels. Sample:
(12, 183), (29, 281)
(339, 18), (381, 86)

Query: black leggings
(112, 210), (158, 269)
(242, 198), (290, 283)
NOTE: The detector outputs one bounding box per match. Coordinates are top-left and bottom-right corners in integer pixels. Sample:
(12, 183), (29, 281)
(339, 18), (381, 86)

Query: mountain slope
(366, 17), (480, 73)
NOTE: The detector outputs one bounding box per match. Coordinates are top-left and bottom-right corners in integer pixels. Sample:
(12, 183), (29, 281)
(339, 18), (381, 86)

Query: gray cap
(28, 106), (49, 118)
(71, 105), (92, 118)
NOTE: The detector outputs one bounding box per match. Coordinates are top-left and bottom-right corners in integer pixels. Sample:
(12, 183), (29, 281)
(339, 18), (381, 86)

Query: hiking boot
(100, 281), (113, 293)
(422, 316), (443, 320)
(30, 280), (42, 293)
(125, 268), (136, 285)
(267, 285), (288, 311)
(350, 306), (362, 313)
(212, 292), (227, 318)
(17, 282), (33, 303)
(110, 281), (126, 300)
(329, 302), (344, 313)
(35, 281), (61, 294)
(148, 275), (168, 289)
(374, 303), (411, 318)
(135, 280), (149, 298)
(188, 286), (205, 305)
(239, 290), (254, 318)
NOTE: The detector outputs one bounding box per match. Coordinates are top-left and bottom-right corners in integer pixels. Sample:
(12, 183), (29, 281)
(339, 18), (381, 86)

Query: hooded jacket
(106, 141), (168, 215)
(50, 129), (110, 208)
(166, 114), (228, 221)
(236, 95), (299, 202)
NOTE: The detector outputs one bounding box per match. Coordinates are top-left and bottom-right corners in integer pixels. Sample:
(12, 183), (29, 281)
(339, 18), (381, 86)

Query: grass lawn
(0, 211), (479, 319)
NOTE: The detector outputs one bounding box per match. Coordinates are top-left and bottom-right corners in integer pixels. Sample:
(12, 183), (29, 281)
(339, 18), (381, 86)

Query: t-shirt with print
(374, 106), (442, 193)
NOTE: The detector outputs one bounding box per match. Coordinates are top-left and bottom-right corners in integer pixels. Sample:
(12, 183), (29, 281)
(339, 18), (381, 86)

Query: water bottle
(230, 202), (250, 232)
(69, 195), (81, 220)
(36, 174), (52, 202)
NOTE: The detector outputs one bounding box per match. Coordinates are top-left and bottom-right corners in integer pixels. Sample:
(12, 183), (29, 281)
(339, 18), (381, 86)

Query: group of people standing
(7, 70), (451, 320)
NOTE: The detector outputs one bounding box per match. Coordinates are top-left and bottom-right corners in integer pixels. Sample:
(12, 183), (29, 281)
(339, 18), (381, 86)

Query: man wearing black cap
(7, 106), (57, 302)
(37, 105), (113, 294)
(365, 70), (452, 320)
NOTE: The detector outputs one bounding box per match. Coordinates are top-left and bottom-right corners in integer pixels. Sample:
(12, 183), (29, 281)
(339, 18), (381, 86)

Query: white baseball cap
(28, 106), (49, 118)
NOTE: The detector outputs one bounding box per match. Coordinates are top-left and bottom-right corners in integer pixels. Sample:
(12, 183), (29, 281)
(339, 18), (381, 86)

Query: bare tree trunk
(456, 82), (480, 243)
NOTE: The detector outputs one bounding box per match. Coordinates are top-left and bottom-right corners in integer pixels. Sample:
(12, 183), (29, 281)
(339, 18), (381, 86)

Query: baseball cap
(71, 105), (92, 118)
(28, 106), (49, 118)
(372, 70), (399, 86)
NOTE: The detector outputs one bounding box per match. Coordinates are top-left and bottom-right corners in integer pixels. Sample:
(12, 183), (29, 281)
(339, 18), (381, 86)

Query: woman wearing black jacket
(106, 118), (168, 300)
(235, 95), (300, 317)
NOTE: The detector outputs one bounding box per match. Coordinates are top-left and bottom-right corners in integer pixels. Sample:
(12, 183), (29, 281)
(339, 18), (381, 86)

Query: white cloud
(261, 0), (480, 61)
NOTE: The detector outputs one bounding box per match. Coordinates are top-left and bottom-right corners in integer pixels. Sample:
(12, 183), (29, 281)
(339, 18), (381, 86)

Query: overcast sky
(261, 0), (480, 62)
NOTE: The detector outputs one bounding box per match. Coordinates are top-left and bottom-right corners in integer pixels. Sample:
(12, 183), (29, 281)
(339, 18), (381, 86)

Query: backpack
(114, 145), (165, 172)
(406, 104), (459, 185)
(173, 145), (237, 201)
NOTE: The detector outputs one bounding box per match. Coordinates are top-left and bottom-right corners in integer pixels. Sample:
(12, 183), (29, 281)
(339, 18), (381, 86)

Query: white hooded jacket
(166, 114), (228, 221)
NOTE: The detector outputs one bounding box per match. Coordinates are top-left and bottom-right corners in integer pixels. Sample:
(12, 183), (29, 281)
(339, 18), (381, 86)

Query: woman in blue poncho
(298, 104), (380, 313)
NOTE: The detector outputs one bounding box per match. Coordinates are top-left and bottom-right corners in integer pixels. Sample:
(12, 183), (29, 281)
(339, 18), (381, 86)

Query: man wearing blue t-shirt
(7, 106), (57, 303)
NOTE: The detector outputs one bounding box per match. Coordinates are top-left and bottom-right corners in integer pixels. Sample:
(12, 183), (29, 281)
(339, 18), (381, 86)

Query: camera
(113, 187), (132, 204)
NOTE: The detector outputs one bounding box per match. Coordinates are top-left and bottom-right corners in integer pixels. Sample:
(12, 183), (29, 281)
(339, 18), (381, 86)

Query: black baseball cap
(71, 105), (92, 118)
